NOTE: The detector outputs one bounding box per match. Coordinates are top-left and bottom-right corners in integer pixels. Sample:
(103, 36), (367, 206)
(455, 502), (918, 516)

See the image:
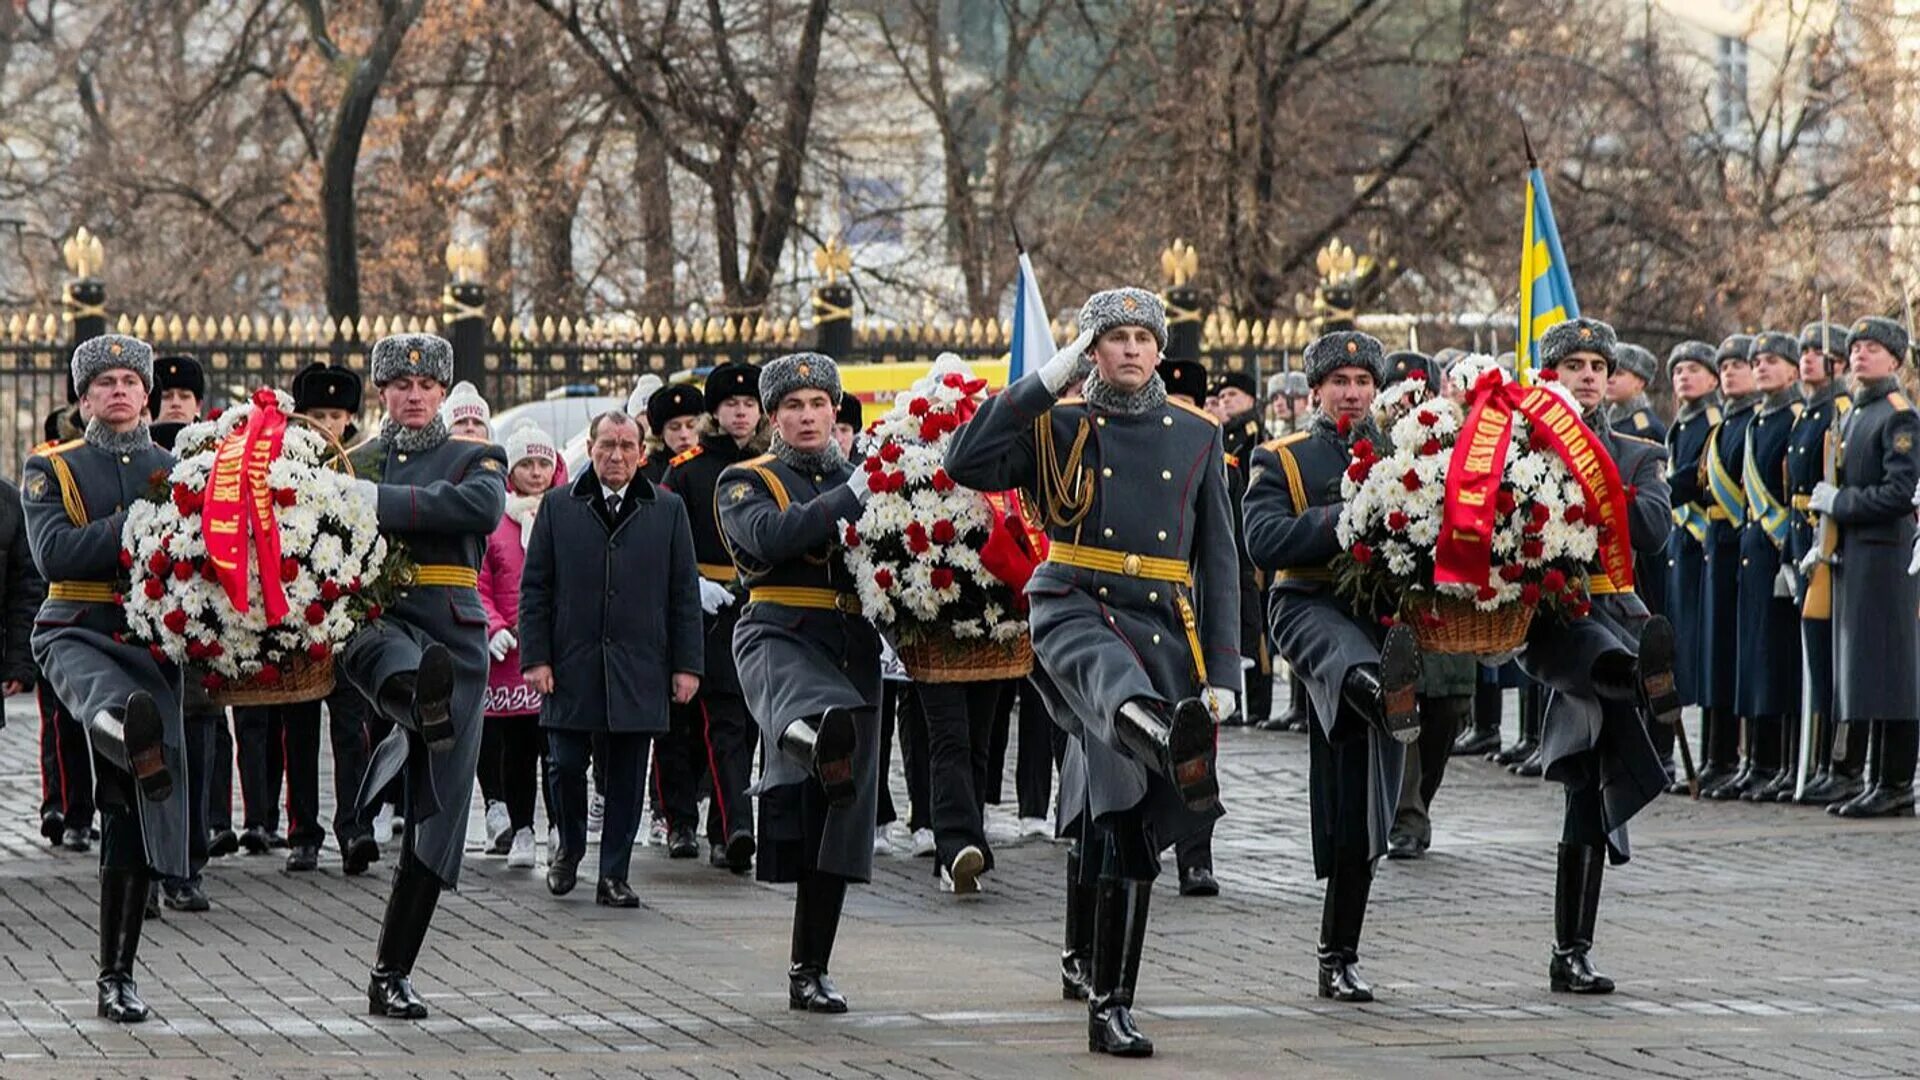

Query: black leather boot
(1741, 717), (1784, 802)
(778, 710), (860, 808)
(1258, 675), (1309, 732)
(1815, 722), (1869, 806)
(1115, 697), (1218, 811)
(96, 867), (152, 1022)
(1338, 625), (1420, 745)
(789, 871), (850, 1012)
(1061, 849), (1094, 1001)
(367, 858), (442, 1019)
(1316, 862), (1375, 1002)
(88, 694), (173, 802)
(1453, 683), (1503, 756)
(1831, 723), (1885, 816)
(1087, 878), (1153, 1056)
(1549, 843), (1614, 993)
(1837, 722), (1918, 818)
(375, 643), (455, 751)
(1499, 686), (1542, 767)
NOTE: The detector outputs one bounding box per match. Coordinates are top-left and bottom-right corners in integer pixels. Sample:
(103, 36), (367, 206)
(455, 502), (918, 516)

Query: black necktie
(605, 492), (622, 520)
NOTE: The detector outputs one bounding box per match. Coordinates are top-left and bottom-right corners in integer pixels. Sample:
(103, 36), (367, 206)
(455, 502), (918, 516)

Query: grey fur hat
(1614, 343), (1658, 384)
(1716, 334), (1755, 367)
(1667, 340), (1719, 378)
(1281, 370), (1310, 397)
(72, 334), (153, 393)
(1799, 322), (1850, 359)
(369, 333), (454, 386)
(759, 351), (842, 411)
(1538, 317), (1617, 371)
(1747, 331), (1800, 364)
(1078, 288), (1167, 349)
(1848, 317), (1910, 363)
(1304, 331), (1386, 387)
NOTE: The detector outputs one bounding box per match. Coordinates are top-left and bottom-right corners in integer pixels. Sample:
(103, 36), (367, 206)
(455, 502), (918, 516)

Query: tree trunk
(739, 0), (831, 309)
(319, 0), (426, 322)
(635, 120), (676, 312)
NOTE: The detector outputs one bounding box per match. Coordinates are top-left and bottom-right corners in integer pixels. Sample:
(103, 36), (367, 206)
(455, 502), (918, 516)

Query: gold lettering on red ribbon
(199, 401), (292, 624)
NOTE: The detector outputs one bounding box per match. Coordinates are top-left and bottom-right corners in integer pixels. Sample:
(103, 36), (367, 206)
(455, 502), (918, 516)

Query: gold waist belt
(411, 565), (479, 588)
(748, 586), (861, 613)
(48, 581), (116, 603)
(1047, 542), (1192, 584)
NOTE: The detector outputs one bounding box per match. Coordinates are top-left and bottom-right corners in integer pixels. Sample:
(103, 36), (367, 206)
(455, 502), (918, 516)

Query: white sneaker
(506, 827), (536, 868)
(1018, 816), (1053, 840)
(646, 816), (668, 847)
(909, 828), (936, 858)
(941, 845), (987, 895)
(873, 827), (893, 857)
(986, 819), (1022, 845)
(587, 792), (605, 838)
(484, 801), (511, 854)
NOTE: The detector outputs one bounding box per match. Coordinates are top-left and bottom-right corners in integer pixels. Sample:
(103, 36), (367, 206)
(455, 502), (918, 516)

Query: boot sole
(124, 693), (173, 802)
(1168, 698), (1219, 811)
(1636, 616), (1681, 726)
(813, 708), (859, 808)
(1378, 625), (1422, 745)
(414, 645), (456, 751)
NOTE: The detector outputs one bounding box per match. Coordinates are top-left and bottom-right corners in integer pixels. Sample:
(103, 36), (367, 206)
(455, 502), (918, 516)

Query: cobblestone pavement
(3, 694), (1919, 1079)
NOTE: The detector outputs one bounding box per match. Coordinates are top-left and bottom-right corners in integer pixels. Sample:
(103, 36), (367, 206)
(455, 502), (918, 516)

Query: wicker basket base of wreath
(209, 655), (336, 708)
(1404, 595), (1534, 656)
(896, 634), (1033, 684)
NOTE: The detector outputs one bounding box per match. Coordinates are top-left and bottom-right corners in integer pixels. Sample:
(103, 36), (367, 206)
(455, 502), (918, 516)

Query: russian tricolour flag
(1009, 252), (1055, 382)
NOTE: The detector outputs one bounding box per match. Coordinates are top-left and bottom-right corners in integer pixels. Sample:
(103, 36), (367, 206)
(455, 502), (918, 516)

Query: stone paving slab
(3, 697), (1920, 1078)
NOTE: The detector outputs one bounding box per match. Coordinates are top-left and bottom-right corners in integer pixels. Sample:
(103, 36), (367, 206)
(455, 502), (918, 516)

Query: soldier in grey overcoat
(945, 288), (1239, 1059)
(1808, 316), (1920, 818)
(1517, 318), (1676, 996)
(338, 334), (507, 1020)
(717, 352), (881, 1015)
(1243, 330), (1421, 1006)
(24, 335), (186, 1023)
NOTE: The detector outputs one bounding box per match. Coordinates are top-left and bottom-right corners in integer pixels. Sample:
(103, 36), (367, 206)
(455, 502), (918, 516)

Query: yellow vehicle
(835, 356), (1013, 426)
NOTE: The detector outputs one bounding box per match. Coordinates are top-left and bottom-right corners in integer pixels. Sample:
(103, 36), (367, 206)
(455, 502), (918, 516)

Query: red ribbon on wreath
(202, 390), (292, 624)
(1433, 370), (1633, 591)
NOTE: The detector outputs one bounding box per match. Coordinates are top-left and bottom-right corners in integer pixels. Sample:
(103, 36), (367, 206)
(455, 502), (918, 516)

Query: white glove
(1909, 536), (1920, 577)
(487, 628), (516, 661)
(1773, 565), (1796, 599)
(1204, 687), (1237, 723)
(846, 466), (873, 504)
(1038, 329), (1096, 395)
(1808, 481), (1839, 516)
(1797, 546), (1821, 579)
(352, 478), (379, 513)
(698, 578), (735, 615)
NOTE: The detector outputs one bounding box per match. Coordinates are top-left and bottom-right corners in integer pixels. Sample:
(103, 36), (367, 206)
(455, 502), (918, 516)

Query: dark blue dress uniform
(1664, 394), (1719, 709)
(25, 415), (188, 1022)
(1607, 395), (1668, 444)
(1827, 367), (1920, 817)
(1699, 391), (1758, 793)
(660, 432), (762, 865)
(1733, 385), (1804, 798)
(1784, 378), (1856, 801)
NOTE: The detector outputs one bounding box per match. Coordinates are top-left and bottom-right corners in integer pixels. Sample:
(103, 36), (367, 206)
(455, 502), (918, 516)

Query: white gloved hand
(1773, 565), (1797, 599)
(846, 466), (874, 504)
(1204, 687), (1238, 723)
(487, 628), (516, 661)
(1909, 535), (1920, 577)
(1808, 481), (1839, 516)
(1038, 329), (1096, 395)
(698, 578), (735, 615)
(1798, 546), (1822, 579)
(352, 478), (379, 513)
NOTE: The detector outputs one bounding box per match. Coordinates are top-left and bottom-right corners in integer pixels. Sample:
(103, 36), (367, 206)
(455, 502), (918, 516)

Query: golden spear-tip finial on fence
(813, 238), (853, 285)
(1160, 239), (1198, 288)
(445, 238), (486, 285)
(63, 227), (105, 279)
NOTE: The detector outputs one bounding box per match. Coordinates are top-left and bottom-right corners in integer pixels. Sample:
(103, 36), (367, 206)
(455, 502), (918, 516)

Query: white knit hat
(504, 422), (557, 467)
(626, 374), (664, 419)
(440, 380), (491, 433)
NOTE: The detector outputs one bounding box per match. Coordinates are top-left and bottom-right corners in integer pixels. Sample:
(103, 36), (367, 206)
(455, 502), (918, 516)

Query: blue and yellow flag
(1516, 167), (1580, 385)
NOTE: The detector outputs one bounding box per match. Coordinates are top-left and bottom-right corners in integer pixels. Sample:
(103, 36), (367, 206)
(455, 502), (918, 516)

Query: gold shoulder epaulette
(1891, 392), (1912, 413)
(1836, 394), (1854, 414)
(1615, 432), (1660, 448)
(1224, 452), (1240, 469)
(32, 437), (83, 458)
(1243, 419), (1259, 436)
(1259, 431), (1311, 454)
(732, 453), (777, 471)
(1168, 397), (1219, 425)
(669, 444), (705, 467)
(1706, 405), (1723, 425)
(1791, 401), (1806, 417)
(1632, 412), (1650, 430)
(1055, 397), (1086, 407)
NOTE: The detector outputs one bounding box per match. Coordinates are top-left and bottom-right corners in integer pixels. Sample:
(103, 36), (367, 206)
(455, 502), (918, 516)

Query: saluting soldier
(660, 363), (764, 868)
(1243, 330), (1419, 1005)
(947, 289), (1238, 1058)
(1519, 318), (1675, 995)
(24, 335), (190, 1022)
(1699, 335), (1760, 799)
(1663, 341), (1722, 790)
(717, 352), (881, 1015)
(339, 334), (507, 1019)
(1807, 317), (1920, 818)
(1733, 332), (1805, 801)
(1784, 322), (1858, 804)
